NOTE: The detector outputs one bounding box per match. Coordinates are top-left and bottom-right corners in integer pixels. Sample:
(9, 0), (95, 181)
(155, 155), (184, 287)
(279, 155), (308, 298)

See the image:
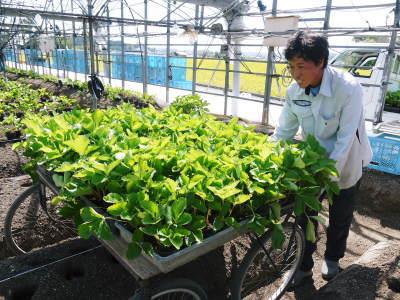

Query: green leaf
(176, 213), (192, 225)
(78, 222), (94, 239)
(272, 224), (284, 249)
(96, 219), (113, 240)
(142, 213), (160, 225)
(139, 199), (159, 218)
(225, 217), (240, 229)
(191, 216), (206, 229)
(301, 195), (321, 212)
(310, 215), (326, 224)
(58, 205), (79, 218)
(52, 174), (64, 187)
(172, 197), (187, 220)
(50, 196), (64, 206)
(306, 219), (316, 243)
(293, 157), (305, 169)
(64, 135), (90, 155)
(213, 216), (224, 231)
(188, 174), (204, 189)
(103, 193), (124, 203)
(191, 197), (207, 213)
(107, 202), (127, 216)
(127, 242), (141, 259)
(294, 196), (305, 216)
(140, 225), (158, 236)
(170, 236), (183, 249)
(192, 229), (203, 242)
(131, 229), (143, 242)
(233, 194), (252, 205)
(80, 207), (103, 222)
(174, 228), (191, 237)
(207, 184), (241, 200)
(106, 160), (121, 175)
(93, 109), (104, 125)
(164, 178), (178, 193)
(271, 203), (281, 219)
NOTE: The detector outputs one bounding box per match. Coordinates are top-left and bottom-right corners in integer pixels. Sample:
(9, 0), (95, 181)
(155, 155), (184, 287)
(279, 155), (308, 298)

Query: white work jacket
(271, 66), (373, 189)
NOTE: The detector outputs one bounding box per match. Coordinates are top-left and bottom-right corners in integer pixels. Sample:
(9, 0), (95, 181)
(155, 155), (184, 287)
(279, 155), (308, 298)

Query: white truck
(330, 46), (400, 123)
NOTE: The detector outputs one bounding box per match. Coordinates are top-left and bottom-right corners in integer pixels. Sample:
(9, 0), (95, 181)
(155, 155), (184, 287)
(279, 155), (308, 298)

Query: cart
(4, 165), (306, 299)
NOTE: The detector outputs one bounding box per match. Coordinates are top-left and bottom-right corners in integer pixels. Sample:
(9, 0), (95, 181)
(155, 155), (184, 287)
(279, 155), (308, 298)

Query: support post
(107, 4), (111, 84)
(166, 0), (171, 103)
(374, 0), (400, 124)
(261, 0), (277, 125)
(143, 0), (148, 94)
(71, 0), (77, 80)
(83, 19), (89, 82)
(120, 0), (125, 89)
(192, 4), (199, 95)
(323, 0), (332, 30)
(224, 34), (231, 115)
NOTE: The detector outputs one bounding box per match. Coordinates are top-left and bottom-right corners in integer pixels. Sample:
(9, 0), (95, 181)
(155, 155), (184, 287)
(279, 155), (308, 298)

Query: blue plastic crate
(368, 133), (400, 175)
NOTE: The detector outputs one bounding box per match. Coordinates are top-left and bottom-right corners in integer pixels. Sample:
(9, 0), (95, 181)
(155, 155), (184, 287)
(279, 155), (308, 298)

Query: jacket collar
(293, 66), (333, 98)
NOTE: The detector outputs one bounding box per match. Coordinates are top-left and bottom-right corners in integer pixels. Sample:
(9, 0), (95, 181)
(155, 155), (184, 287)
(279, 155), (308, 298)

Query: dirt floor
(1, 138), (399, 300)
(0, 75), (399, 299)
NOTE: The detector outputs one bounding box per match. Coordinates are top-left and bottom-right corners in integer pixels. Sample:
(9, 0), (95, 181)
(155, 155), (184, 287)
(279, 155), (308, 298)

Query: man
(270, 31), (373, 286)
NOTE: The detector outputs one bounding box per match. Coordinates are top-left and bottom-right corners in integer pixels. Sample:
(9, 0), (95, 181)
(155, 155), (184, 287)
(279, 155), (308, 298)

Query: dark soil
(0, 138), (28, 179)
(0, 167), (399, 299)
(1, 73), (399, 299)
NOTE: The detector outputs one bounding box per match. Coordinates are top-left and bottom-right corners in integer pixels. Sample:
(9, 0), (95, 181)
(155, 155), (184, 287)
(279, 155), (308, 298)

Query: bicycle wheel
(4, 183), (76, 255)
(231, 223), (305, 300)
(130, 278), (208, 300)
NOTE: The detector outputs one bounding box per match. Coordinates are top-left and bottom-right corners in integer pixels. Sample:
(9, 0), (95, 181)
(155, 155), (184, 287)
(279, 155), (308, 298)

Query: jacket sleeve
(329, 84), (363, 178)
(270, 96), (299, 142)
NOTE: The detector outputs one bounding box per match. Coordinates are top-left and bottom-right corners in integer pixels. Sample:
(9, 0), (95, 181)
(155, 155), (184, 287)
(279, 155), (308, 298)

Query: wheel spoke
(232, 224), (305, 300)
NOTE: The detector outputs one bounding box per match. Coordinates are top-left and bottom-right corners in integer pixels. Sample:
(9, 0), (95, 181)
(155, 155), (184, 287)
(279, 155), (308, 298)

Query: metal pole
(166, 0), (171, 103)
(192, 4), (199, 95)
(71, 0), (77, 81)
(120, 0), (125, 89)
(88, 0), (97, 109)
(323, 0), (332, 30)
(88, 0), (96, 76)
(22, 34), (26, 70)
(12, 38), (17, 69)
(224, 34), (231, 115)
(107, 4), (111, 84)
(143, 0), (148, 94)
(52, 0), (60, 78)
(44, 18), (51, 75)
(374, 0), (400, 124)
(83, 19), (89, 82)
(261, 0), (277, 125)
(61, 0), (67, 79)
(232, 43), (241, 116)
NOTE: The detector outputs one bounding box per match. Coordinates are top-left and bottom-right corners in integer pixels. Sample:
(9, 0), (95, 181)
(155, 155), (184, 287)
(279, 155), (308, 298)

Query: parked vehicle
(330, 46), (400, 120)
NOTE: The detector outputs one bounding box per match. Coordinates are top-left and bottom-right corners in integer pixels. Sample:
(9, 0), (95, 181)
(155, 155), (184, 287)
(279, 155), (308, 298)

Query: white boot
(321, 259), (339, 280)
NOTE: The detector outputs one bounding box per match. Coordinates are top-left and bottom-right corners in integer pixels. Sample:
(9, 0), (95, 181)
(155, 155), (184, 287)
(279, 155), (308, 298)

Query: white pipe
(232, 42), (241, 116)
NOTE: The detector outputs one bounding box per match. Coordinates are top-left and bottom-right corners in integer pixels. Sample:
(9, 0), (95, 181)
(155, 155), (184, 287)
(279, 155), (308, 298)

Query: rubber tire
(129, 278), (208, 300)
(4, 184), (41, 254)
(230, 223), (305, 300)
(4, 183), (74, 255)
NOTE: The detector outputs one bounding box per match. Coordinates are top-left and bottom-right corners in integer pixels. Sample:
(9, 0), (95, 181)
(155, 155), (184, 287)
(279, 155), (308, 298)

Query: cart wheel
(230, 223), (305, 300)
(129, 278), (208, 300)
(4, 184), (76, 255)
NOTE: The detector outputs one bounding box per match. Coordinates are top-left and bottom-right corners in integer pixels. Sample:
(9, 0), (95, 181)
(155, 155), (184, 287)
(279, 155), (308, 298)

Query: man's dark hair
(284, 31), (329, 68)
